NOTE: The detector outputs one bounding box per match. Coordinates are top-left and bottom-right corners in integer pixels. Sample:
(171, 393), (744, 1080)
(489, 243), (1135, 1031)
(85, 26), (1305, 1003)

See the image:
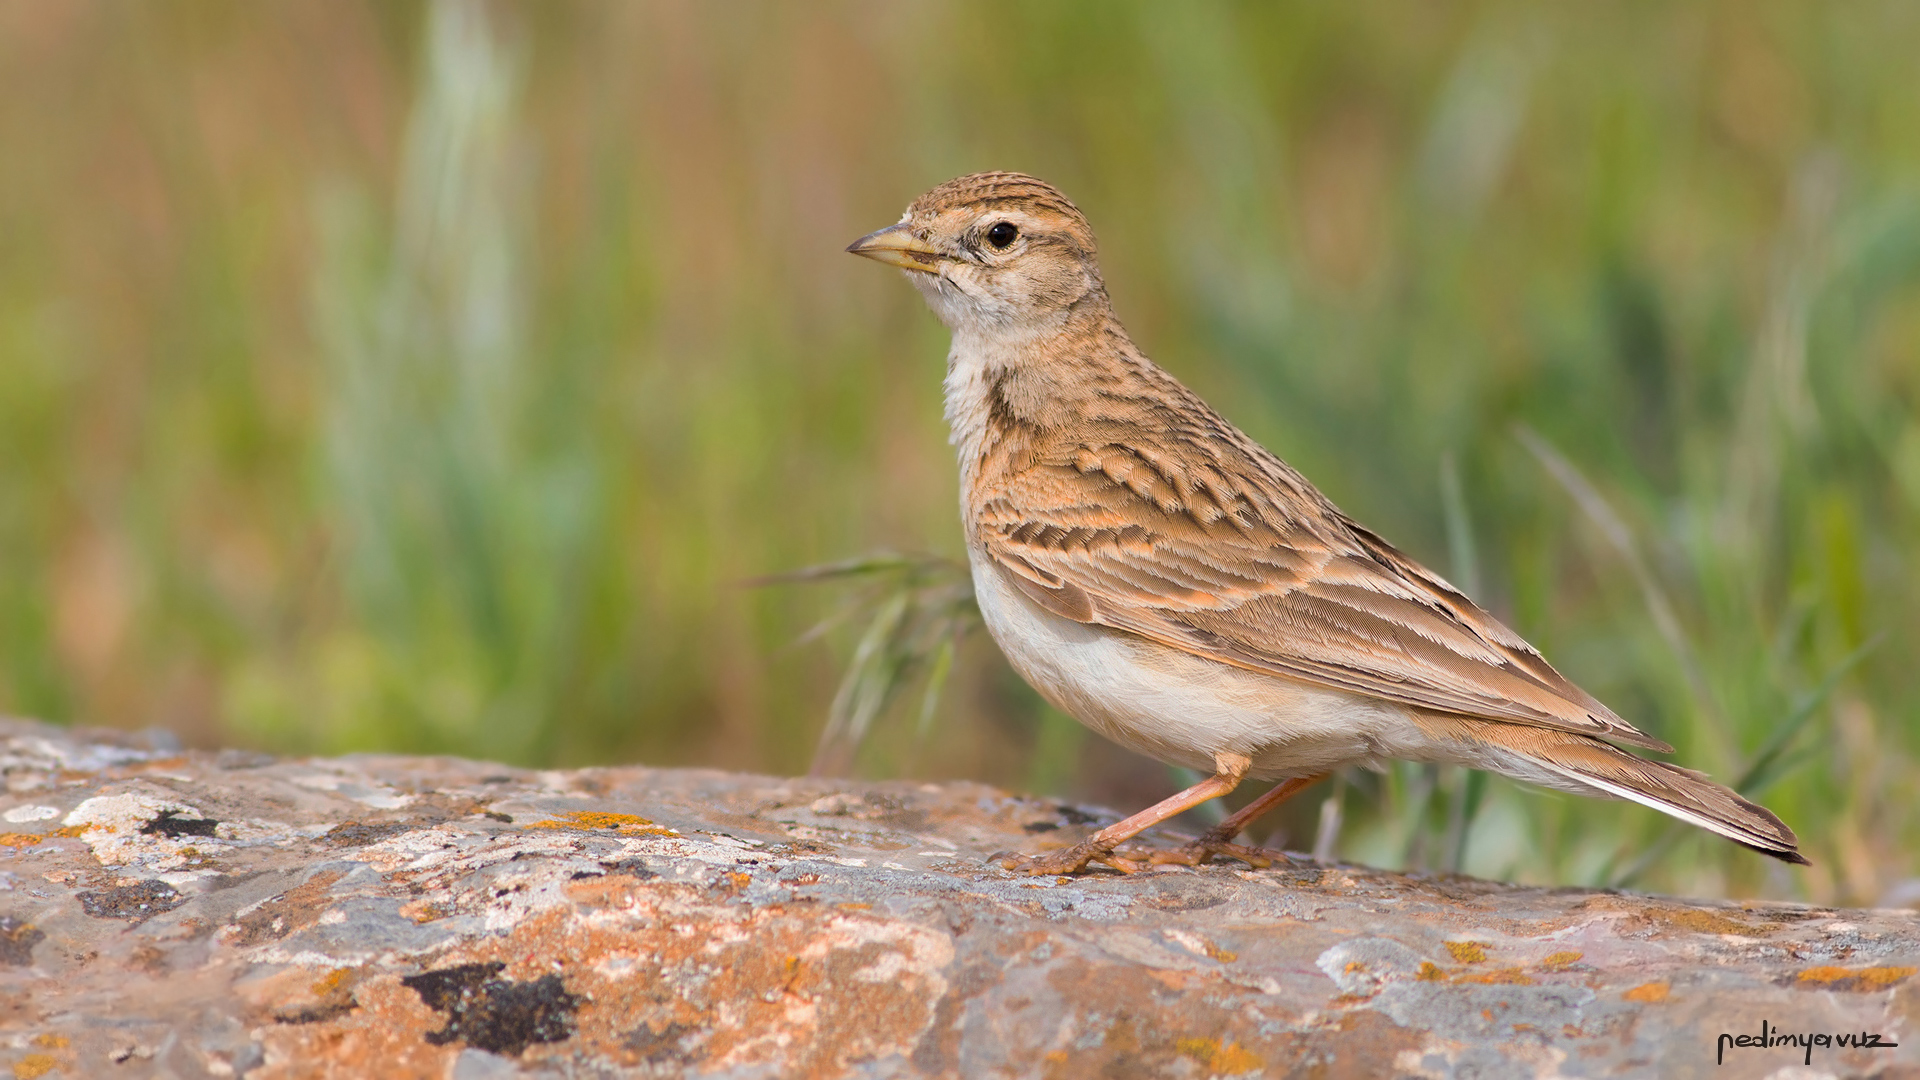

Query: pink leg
(1147, 771), (1329, 868)
(1000, 753), (1252, 876)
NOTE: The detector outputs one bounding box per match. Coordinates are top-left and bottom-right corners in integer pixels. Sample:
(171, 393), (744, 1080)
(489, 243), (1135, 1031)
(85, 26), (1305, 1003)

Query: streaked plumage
(848, 172), (1804, 874)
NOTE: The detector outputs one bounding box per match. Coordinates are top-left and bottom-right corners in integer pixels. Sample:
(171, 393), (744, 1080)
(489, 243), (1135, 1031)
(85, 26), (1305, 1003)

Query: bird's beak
(845, 223), (942, 273)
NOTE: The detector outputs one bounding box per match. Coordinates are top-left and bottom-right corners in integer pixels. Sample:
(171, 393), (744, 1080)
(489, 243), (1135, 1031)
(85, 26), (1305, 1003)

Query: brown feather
(1412, 715), (1806, 864)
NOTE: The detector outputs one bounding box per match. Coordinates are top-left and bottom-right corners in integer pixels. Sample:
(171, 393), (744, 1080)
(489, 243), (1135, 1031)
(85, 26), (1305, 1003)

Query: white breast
(966, 548), (1432, 780)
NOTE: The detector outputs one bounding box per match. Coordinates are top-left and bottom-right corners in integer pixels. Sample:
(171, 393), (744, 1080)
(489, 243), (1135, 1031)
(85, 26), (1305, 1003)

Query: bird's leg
(1147, 772), (1329, 868)
(999, 752), (1251, 876)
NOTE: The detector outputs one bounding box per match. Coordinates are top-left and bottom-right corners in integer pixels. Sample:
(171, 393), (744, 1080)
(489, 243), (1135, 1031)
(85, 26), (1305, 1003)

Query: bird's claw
(996, 840), (1131, 876)
(1145, 838), (1285, 869)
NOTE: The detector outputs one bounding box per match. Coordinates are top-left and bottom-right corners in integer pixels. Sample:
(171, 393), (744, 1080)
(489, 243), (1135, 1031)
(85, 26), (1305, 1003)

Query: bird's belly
(967, 549), (1425, 779)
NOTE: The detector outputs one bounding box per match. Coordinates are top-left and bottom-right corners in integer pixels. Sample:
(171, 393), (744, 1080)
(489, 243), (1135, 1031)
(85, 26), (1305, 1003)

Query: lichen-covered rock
(1, 719), (1915, 1079)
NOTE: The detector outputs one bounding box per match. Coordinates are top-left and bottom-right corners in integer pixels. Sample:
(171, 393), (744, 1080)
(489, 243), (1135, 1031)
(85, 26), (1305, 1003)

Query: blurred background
(2, 0), (1916, 903)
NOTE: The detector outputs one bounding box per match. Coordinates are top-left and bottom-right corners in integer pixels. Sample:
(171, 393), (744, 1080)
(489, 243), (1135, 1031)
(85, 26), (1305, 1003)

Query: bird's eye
(986, 221), (1019, 249)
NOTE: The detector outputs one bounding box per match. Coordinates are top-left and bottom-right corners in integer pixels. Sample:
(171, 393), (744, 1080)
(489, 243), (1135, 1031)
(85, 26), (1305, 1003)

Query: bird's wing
(975, 441), (1673, 753)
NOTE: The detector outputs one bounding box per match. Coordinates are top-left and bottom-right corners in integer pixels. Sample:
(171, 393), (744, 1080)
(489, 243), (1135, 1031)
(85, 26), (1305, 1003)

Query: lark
(848, 172), (1805, 875)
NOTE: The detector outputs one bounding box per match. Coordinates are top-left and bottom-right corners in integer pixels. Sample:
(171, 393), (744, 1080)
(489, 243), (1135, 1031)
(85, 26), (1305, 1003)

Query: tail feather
(1417, 715), (1808, 865)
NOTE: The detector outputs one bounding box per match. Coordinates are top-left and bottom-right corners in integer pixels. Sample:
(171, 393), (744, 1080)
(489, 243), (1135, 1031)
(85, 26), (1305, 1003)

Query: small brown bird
(847, 172), (1805, 875)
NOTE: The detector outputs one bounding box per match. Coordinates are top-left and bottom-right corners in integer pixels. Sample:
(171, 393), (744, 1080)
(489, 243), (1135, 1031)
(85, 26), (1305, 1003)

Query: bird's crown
(907, 172), (1088, 225)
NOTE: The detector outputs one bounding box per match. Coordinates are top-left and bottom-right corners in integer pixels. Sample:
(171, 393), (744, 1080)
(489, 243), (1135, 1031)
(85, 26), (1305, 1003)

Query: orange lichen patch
(1175, 1036), (1264, 1075)
(1538, 951), (1584, 970)
(1444, 940), (1489, 964)
(1416, 961), (1446, 982)
(1794, 965), (1917, 991)
(1453, 967), (1533, 986)
(0, 833), (42, 849)
(525, 811), (674, 836)
(11, 1055), (59, 1080)
(1623, 981), (1669, 1003)
(27, 1036), (67, 1050)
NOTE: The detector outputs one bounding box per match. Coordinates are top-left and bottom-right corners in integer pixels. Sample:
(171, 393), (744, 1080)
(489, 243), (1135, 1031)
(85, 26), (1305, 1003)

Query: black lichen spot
(141, 810), (220, 838)
(77, 880), (185, 921)
(0, 916), (45, 965)
(1022, 821), (1060, 833)
(483, 811), (513, 823)
(322, 820), (413, 848)
(402, 962), (580, 1056)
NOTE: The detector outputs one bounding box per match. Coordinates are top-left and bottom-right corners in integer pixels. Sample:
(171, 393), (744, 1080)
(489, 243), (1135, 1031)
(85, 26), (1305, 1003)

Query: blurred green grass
(1, 0), (1916, 902)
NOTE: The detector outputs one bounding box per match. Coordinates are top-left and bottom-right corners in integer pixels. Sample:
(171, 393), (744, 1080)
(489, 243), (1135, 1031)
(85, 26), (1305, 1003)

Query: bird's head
(847, 172), (1107, 339)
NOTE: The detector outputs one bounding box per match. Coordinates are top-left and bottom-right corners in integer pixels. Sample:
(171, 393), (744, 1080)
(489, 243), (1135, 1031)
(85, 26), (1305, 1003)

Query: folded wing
(976, 439), (1673, 754)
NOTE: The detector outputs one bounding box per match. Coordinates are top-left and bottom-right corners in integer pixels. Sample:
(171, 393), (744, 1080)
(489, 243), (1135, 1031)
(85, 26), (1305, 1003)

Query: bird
(846, 171), (1805, 876)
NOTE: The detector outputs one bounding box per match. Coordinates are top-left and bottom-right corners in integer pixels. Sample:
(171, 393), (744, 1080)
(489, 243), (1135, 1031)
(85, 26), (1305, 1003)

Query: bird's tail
(1417, 715), (1808, 865)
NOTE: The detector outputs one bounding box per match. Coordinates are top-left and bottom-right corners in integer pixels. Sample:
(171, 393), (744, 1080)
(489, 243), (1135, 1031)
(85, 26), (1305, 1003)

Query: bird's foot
(996, 839), (1138, 876)
(1145, 837), (1286, 869)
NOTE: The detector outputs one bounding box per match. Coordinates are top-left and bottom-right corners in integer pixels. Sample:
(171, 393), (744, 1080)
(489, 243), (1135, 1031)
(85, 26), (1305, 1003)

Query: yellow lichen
(1444, 940), (1489, 964)
(1175, 1036), (1264, 1074)
(525, 811), (675, 836)
(1796, 965), (1917, 990)
(1623, 981), (1670, 1002)
(1538, 951), (1584, 970)
(12, 1054), (58, 1080)
(1454, 966), (1533, 986)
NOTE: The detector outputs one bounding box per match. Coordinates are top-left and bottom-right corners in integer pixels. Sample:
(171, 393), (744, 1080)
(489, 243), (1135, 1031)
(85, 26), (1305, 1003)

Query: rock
(0, 718), (1915, 1079)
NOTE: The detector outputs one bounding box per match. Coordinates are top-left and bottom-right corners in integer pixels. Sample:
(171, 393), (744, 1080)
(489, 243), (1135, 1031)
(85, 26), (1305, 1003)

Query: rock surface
(1, 720), (1916, 1080)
